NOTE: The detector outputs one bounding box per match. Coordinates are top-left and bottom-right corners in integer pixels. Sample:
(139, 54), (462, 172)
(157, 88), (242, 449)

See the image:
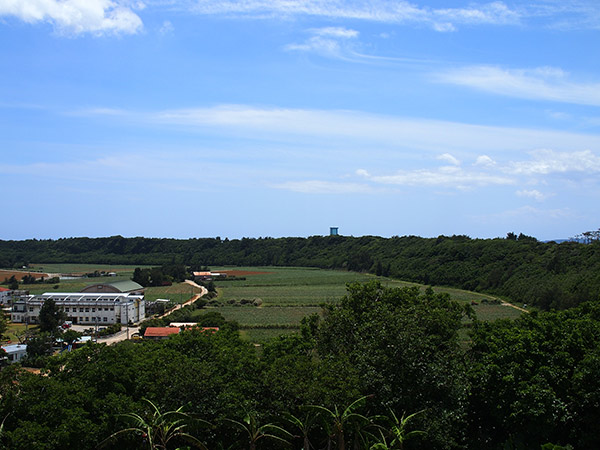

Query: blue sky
(1, 1), (599, 241)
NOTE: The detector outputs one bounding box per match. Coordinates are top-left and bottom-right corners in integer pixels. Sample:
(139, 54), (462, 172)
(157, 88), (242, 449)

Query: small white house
(2, 344), (27, 363)
(0, 287), (11, 306)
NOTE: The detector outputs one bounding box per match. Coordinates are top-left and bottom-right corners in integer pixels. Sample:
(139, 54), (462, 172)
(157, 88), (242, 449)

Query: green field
(14, 263), (524, 343)
(3, 323), (36, 344)
(29, 263), (148, 275)
(201, 266), (525, 342)
(239, 328), (298, 344)
(211, 305), (323, 326)
(212, 266), (523, 322)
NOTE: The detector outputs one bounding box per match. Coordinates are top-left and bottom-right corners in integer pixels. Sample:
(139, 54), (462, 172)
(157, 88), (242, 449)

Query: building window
(85, 308), (89, 312)
(79, 307), (84, 312)
(92, 308), (95, 312)
(103, 317), (107, 322)
(65, 307), (69, 312)
(29, 307), (33, 312)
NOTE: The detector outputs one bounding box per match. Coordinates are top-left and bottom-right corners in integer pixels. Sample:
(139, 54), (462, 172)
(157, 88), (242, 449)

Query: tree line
(1, 281), (597, 449)
(1, 233), (600, 309)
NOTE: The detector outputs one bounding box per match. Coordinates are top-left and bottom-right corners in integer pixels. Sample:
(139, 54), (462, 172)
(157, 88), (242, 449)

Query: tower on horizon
(330, 227), (339, 236)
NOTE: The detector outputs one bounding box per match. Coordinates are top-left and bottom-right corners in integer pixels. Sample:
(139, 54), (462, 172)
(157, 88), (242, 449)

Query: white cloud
(521, 1), (600, 30)
(506, 150), (600, 175)
(273, 180), (375, 194)
(158, 19), (173, 34)
(188, 0), (519, 31)
(312, 26), (358, 38)
(481, 205), (573, 222)
(0, 0), (143, 35)
(286, 26), (358, 57)
(437, 153), (460, 166)
(438, 65), (600, 106)
(363, 166), (514, 189)
(341, 150), (600, 193)
(516, 189), (550, 201)
(433, 1), (519, 25)
(474, 155), (496, 167)
(286, 35), (344, 56)
(432, 22), (455, 32)
(145, 104), (600, 154)
(75, 104), (600, 160)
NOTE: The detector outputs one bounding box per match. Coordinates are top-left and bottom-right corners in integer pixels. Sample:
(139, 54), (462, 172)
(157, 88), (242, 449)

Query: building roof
(144, 327), (181, 338)
(0, 287), (10, 292)
(2, 344), (27, 353)
(105, 280), (144, 292)
(79, 280), (144, 294)
(32, 293), (143, 303)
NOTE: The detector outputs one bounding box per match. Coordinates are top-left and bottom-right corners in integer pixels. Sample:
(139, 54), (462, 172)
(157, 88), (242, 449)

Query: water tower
(330, 227), (339, 236)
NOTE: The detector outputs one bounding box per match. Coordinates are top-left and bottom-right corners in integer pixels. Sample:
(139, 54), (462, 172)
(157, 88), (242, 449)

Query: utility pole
(94, 300), (98, 341)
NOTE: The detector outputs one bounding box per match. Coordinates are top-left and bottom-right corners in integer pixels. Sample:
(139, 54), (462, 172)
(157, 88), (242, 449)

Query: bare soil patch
(0, 269), (49, 281)
(220, 270), (272, 277)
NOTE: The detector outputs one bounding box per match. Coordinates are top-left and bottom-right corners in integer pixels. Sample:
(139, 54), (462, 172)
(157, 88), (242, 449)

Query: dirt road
(501, 301), (529, 313)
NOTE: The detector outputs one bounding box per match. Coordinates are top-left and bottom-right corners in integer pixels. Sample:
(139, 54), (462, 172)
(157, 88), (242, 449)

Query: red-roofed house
(143, 327), (181, 340)
(193, 271), (212, 281)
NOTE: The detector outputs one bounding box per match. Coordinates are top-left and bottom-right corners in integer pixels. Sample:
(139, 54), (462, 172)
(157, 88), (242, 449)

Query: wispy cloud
(437, 153), (461, 166)
(0, 0), (143, 35)
(187, 0), (520, 32)
(356, 163), (515, 190)
(6, 0), (600, 37)
(158, 19), (174, 34)
(278, 149), (600, 194)
(0, 153), (255, 193)
(521, 0), (600, 30)
(479, 205), (574, 223)
(285, 26), (359, 57)
(437, 65), (600, 106)
(505, 149), (600, 175)
(360, 150), (600, 189)
(516, 189), (551, 201)
(273, 180), (377, 194)
(176, 0), (600, 31)
(77, 104), (600, 154)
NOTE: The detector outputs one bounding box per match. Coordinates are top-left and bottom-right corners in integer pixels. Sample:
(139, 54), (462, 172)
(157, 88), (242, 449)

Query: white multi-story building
(11, 292), (145, 326)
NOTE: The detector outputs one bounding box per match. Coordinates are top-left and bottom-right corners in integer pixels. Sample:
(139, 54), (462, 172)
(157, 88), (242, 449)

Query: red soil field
(0, 269), (50, 281)
(220, 270), (272, 277)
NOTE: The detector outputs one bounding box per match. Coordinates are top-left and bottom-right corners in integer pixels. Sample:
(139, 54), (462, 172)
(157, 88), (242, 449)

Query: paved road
(98, 281), (207, 345)
(97, 326), (140, 345)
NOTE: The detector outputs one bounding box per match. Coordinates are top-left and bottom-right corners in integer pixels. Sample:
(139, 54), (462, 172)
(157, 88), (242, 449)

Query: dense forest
(2, 234), (600, 309)
(3, 281), (600, 449)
